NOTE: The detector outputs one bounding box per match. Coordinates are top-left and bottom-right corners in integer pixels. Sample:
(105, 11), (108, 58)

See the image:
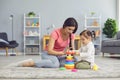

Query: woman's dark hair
(63, 17), (78, 33)
(80, 30), (95, 40)
(69, 34), (72, 50)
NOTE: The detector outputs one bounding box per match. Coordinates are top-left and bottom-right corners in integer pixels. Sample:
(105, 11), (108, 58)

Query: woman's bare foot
(5, 59), (34, 67)
(18, 59), (35, 67)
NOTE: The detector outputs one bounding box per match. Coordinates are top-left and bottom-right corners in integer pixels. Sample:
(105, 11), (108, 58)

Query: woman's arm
(47, 36), (65, 56)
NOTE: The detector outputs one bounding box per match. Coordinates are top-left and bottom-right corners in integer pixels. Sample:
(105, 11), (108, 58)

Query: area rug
(0, 66), (120, 79)
(0, 57), (120, 79)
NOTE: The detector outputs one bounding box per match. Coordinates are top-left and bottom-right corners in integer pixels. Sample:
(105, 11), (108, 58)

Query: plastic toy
(59, 67), (66, 70)
(64, 50), (75, 69)
(71, 69), (77, 72)
(36, 22), (39, 27)
(26, 21), (31, 26)
(92, 64), (98, 71)
(32, 23), (35, 27)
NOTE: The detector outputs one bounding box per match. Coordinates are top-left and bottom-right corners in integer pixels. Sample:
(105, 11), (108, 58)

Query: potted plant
(90, 12), (95, 16)
(103, 18), (118, 38)
(28, 12), (36, 17)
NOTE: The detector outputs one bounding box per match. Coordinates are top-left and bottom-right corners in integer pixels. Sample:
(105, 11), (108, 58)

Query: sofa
(101, 31), (120, 57)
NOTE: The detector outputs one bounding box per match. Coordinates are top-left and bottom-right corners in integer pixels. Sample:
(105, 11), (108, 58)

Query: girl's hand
(72, 50), (79, 55)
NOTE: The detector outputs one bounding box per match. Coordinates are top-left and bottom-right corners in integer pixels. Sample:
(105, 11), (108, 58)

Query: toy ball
(92, 64), (98, 71)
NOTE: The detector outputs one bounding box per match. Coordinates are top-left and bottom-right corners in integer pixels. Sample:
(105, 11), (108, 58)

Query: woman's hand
(72, 50), (79, 55)
(59, 51), (66, 56)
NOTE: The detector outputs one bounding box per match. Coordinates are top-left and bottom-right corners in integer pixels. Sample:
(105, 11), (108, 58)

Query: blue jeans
(34, 51), (66, 68)
(34, 51), (78, 68)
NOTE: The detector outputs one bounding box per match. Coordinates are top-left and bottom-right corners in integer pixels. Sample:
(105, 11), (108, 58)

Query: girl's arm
(73, 46), (81, 55)
(47, 36), (65, 56)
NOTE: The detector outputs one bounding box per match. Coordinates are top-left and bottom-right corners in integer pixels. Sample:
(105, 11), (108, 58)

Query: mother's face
(64, 26), (75, 34)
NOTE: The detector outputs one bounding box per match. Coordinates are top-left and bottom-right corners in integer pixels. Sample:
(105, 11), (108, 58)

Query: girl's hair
(80, 30), (95, 40)
(63, 17), (78, 33)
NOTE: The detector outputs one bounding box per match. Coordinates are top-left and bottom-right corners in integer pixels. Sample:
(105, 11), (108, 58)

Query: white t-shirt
(78, 41), (95, 66)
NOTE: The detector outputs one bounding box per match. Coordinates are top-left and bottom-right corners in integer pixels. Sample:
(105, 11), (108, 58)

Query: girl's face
(80, 35), (90, 45)
(64, 26), (75, 34)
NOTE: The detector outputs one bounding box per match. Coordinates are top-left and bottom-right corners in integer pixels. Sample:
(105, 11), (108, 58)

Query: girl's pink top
(49, 28), (75, 51)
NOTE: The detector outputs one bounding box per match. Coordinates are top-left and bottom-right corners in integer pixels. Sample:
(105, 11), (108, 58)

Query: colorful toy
(36, 22), (39, 27)
(32, 23), (35, 27)
(71, 69), (77, 72)
(64, 50), (75, 69)
(92, 64), (99, 71)
(26, 21), (31, 26)
(59, 67), (66, 70)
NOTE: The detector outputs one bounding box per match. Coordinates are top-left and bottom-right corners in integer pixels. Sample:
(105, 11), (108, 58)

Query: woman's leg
(57, 55), (66, 67)
(7, 51), (60, 68)
(74, 55), (79, 62)
(21, 59), (35, 67)
(6, 59), (35, 67)
(34, 51), (60, 68)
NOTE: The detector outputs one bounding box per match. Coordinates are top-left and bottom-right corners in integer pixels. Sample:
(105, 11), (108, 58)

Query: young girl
(75, 30), (95, 69)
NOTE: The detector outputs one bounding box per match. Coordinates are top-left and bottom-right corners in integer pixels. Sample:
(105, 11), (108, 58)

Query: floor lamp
(9, 15), (15, 55)
(9, 15), (14, 40)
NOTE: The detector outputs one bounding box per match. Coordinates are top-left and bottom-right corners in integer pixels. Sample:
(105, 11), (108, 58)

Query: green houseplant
(103, 18), (118, 38)
(28, 12), (36, 17)
(90, 12), (95, 16)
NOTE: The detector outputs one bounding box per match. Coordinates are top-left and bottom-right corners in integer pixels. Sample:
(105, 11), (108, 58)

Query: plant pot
(29, 15), (35, 17)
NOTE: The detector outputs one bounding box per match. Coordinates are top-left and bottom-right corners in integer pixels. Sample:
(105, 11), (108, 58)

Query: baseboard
(0, 52), (23, 56)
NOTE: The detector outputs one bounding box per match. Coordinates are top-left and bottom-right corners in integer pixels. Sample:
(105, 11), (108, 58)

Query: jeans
(34, 51), (78, 68)
(34, 51), (66, 68)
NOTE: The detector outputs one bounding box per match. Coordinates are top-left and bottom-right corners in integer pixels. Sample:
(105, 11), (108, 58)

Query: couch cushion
(0, 39), (9, 44)
(116, 31), (120, 39)
(102, 40), (120, 47)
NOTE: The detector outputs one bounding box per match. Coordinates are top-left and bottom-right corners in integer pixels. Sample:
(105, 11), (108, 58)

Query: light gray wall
(0, 0), (117, 53)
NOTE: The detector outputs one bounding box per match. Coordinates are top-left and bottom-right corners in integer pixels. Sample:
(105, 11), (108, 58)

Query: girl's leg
(34, 51), (60, 68)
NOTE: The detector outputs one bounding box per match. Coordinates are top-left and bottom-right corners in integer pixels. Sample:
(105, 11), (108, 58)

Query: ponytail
(91, 31), (96, 39)
(69, 34), (73, 50)
(80, 30), (96, 40)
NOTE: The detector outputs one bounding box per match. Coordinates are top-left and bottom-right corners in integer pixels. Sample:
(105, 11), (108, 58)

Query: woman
(9, 17), (78, 68)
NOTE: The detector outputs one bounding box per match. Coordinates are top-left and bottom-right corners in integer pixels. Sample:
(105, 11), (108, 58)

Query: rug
(0, 57), (120, 79)
(0, 66), (120, 79)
